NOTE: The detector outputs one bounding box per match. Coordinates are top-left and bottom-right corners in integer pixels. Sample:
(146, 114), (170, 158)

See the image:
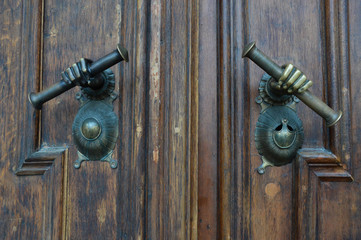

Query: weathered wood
(324, 0), (352, 169)
(41, 0), (123, 238)
(1, 0), (361, 239)
(0, 0), (66, 239)
(233, 0), (252, 239)
(247, 0), (323, 239)
(118, 0), (147, 239)
(145, 0), (164, 239)
(218, 0), (232, 239)
(313, 0), (361, 239)
(167, 1), (190, 238)
(291, 1), (361, 239)
(16, 146), (67, 176)
(293, 153), (319, 240)
(298, 148), (353, 181)
(197, 0), (218, 239)
(189, 1), (199, 239)
(123, 0), (201, 239)
(294, 148), (352, 240)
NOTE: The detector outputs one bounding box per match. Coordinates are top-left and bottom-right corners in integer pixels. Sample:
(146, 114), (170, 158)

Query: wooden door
(1, 0), (360, 239)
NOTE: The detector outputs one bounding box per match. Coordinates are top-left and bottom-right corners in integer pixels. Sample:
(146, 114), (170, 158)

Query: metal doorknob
(242, 42), (342, 127)
(29, 44), (129, 109)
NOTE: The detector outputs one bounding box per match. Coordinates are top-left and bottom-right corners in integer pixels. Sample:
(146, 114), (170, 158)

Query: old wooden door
(1, 0), (360, 239)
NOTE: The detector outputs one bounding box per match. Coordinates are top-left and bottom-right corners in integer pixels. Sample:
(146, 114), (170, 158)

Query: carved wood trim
(17, 0), (44, 162)
(293, 148), (353, 239)
(324, 0), (352, 170)
(218, 0), (232, 239)
(16, 146), (67, 176)
(197, 1), (218, 239)
(119, 0), (200, 238)
(297, 148), (353, 182)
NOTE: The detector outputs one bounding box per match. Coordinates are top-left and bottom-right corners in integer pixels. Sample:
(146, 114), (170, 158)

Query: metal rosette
(81, 68), (115, 100)
(258, 73), (294, 105)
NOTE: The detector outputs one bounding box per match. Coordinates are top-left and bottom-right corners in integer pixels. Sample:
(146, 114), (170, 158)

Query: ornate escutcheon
(72, 69), (119, 169)
(255, 74), (304, 174)
(243, 41), (342, 175)
(28, 44), (128, 169)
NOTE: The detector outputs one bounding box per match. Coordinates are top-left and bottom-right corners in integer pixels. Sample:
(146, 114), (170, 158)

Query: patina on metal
(244, 41), (343, 174)
(81, 118), (102, 140)
(28, 44), (128, 169)
(243, 41), (342, 127)
(273, 119), (297, 149)
(255, 74), (304, 174)
(28, 44), (128, 109)
(72, 68), (119, 169)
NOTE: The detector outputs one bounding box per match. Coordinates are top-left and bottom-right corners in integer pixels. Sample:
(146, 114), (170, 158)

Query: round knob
(81, 118), (101, 140)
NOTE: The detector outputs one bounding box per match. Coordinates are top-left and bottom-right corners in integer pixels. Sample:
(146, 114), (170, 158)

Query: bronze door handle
(29, 44), (128, 109)
(242, 42), (342, 127)
(243, 41), (343, 174)
(28, 45), (129, 169)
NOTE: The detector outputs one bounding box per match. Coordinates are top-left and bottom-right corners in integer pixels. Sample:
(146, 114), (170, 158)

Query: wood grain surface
(0, 0), (360, 239)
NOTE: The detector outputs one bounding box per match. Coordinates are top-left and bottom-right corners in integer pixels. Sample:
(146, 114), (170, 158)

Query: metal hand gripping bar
(242, 42), (342, 127)
(29, 44), (129, 109)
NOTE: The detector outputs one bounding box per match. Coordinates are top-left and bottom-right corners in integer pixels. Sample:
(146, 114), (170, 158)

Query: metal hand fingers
(278, 64), (313, 94)
(61, 58), (90, 85)
(79, 58), (87, 73)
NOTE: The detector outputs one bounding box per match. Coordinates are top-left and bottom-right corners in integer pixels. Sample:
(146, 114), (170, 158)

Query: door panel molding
(323, 0), (352, 170)
(296, 148), (353, 183)
(216, 0), (356, 239)
(2, 0), (359, 238)
(120, 0), (200, 238)
(218, 0), (233, 239)
(293, 148), (353, 239)
(16, 146), (67, 176)
(17, 0), (44, 168)
(16, 0), (67, 176)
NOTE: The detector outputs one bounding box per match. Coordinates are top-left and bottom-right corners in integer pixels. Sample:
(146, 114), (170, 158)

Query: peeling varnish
(342, 87), (348, 95)
(153, 146), (159, 164)
(136, 125), (143, 137)
(116, 4), (121, 39)
(149, 0), (162, 150)
(96, 200), (107, 226)
(174, 127), (181, 134)
(48, 26), (58, 38)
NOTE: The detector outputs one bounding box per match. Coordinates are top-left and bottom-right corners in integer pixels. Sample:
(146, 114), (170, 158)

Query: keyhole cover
(272, 119), (296, 149)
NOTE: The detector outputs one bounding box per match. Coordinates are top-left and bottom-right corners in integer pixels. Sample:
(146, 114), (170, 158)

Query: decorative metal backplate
(72, 69), (119, 169)
(255, 74), (304, 174)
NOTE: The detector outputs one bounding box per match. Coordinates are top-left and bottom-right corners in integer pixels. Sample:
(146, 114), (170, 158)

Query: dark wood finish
(294, 148), (353, 240)
(297, 148), (352, 182)
(1, 0), (361, 239)
(0, 0), (67, 239)
(325, 0), (353, 169)
(16, 146), (67, 176)
(198, 0), (218, 239)
(218, 1), (232, 239)
(118, 0), (146, 239)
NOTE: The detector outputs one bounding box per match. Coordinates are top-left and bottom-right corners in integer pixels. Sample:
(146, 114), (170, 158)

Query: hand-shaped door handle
(243, 41), (342, 174)
(28, 45), (128, 169)
(29, 44), (129, 109)
(242, 42), (342, 127)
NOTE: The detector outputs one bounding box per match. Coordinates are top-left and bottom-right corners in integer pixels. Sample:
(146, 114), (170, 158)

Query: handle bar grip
(242, 41), (342, 127)
(29, 44), (128, 109)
